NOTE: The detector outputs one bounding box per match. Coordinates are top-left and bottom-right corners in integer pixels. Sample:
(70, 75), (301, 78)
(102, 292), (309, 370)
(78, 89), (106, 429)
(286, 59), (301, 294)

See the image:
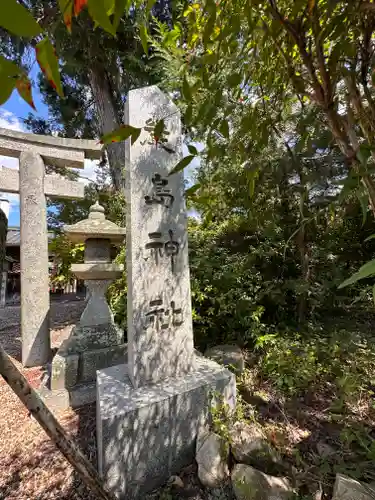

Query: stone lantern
(50, 202), (126, 408)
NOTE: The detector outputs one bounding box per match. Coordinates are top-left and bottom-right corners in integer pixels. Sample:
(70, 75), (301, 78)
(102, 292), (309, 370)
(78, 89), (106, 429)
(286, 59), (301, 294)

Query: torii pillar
(0, 128), (102, 367)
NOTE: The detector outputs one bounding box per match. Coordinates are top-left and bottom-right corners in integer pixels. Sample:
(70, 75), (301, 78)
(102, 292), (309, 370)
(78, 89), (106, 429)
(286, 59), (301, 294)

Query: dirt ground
(0, 299), (234, 500)
(0, 298), (100, 500)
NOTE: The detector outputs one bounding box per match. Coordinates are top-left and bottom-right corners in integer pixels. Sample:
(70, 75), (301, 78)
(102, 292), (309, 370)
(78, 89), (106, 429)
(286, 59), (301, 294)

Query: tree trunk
(295, 163), (310, 326)
(89, 65), (125, 191)
(296, 226), (310, 326)
(0, 345), (115, 500)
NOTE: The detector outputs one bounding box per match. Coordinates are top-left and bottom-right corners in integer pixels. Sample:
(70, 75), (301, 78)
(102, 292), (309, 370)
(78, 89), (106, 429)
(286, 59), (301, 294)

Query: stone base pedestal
(39, 382), (98, 410)
(96, 355), (236, 499)
(49, 324), (127, 408)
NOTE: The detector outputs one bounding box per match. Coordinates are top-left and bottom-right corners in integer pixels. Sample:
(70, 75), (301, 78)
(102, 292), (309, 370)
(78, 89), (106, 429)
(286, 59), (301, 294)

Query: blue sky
(1, 66), (48, 226)
(0, 66), (100, 226)
(0, 67), (200, 226)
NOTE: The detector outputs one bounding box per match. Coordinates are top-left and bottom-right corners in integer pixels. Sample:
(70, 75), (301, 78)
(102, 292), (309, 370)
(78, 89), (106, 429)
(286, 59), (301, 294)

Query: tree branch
(311, 3), (332, 106)
(267, 0), (326, 106)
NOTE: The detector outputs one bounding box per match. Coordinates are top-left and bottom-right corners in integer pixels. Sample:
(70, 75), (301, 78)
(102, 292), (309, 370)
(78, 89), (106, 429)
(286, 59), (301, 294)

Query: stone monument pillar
(96, 86), (236, 499)
(49, 202), (127, 408)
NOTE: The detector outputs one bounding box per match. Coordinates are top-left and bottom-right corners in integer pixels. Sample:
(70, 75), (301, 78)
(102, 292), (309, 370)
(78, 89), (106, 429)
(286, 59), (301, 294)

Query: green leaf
(0, 56), (21, 77)
(131, 126), (142, 145)
(365, 234), (375, 242)
(139, 24), (148, 53)
(112, 0), (129, 31)
(357, 190), (369, 227)
(338, 259), (375, 289)
(100, 124), (140, 144)
(227, 73), (242, 87)
(103, 0), (115, 15)
(59, 0), (73, 32)
(146, 0), (156, 13)
(182, 76), (192, 101)
(203, 12), (216, 46)
(0, 77), (16, 106)
(16, 74), (36, 110)
(202, 68), (209, 88)
(357, 144), (372, 166)
(169, 155), (195, 176)
(185, 183), (201, 197)
(219, 119), (230, 138)
(87, 0), (116, 36)
(185, 104), (193, 124)
(188, 144), (198, 155)
(0, 0), (42, 38)
(36, 38), (64, 98)
(154, 119), (165, 139)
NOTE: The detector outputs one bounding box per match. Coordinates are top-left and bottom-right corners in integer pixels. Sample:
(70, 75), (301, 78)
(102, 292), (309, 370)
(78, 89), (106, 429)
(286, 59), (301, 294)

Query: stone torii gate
(0, 128), (102, 367)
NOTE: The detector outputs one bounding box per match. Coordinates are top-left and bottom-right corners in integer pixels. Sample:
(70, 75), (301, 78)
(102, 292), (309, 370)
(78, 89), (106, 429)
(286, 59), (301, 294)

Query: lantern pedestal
(47, 203), (126, 408)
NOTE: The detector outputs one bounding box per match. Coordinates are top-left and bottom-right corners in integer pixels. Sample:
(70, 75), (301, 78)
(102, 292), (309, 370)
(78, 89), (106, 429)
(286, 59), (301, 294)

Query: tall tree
(152, 0), (375, 217)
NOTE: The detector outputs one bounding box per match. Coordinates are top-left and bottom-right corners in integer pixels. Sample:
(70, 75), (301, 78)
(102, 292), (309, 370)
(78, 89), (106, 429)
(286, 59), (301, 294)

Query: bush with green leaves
(256, 328), (375, 403)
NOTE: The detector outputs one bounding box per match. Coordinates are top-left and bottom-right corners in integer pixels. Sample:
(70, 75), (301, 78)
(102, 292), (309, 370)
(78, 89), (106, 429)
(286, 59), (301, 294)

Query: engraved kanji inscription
(144, 173), (174, 208)
(144, 299), (184, 330)
(145, 230), (180, 272)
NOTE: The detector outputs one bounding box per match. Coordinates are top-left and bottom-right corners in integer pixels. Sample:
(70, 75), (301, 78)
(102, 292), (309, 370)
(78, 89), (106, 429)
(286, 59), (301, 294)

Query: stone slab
(44, 174), (85, 199)
(81, 344), (127, 383)
(39, 382), (97, 410)
(0, 166), (19, 193)
(0, 136), (85, 169)
(333, 474), (375, 500)
(71, 263), (123, 280)
(0, 127), (102, 162)
(125, 85), (194, 388)
(62, 324), (124, 353)
(51, 341), (127, 388)
(51, 348), (79, 389)
(96, 355), (236, 499)
(0, 166), (85, 200)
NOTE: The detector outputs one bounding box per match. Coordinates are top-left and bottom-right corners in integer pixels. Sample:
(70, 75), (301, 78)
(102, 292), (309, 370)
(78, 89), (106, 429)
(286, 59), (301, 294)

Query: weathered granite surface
(125, 85), (194, 388)
(332, 474), (375, 500)
(205, 345), (245, 374)
(196, 432), (229, 488)
(65, 202), (125, 244)
(50, 203), (126, 406)
(231, 464), (293, 500)
(71, 263), (124, 280)
(0, 130), (92, 367)
(20, 151), (51, 367)
(0, 127), (102, 168)
(0, 166), (85, 199)
(97, 356), (236, 499)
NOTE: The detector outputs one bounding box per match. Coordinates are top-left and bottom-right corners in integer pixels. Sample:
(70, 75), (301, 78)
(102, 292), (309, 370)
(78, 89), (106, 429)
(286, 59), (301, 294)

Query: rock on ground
(230, 422), (274, 467)
(204, 345), (245, 374)
(332, 474), (375, 500)
(231, 464), (293, 500)
(196, 432), (229, 488)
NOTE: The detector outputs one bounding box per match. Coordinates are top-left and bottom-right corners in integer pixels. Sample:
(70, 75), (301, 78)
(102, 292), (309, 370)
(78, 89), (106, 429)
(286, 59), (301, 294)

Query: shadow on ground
(0, 298), (85, 364)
